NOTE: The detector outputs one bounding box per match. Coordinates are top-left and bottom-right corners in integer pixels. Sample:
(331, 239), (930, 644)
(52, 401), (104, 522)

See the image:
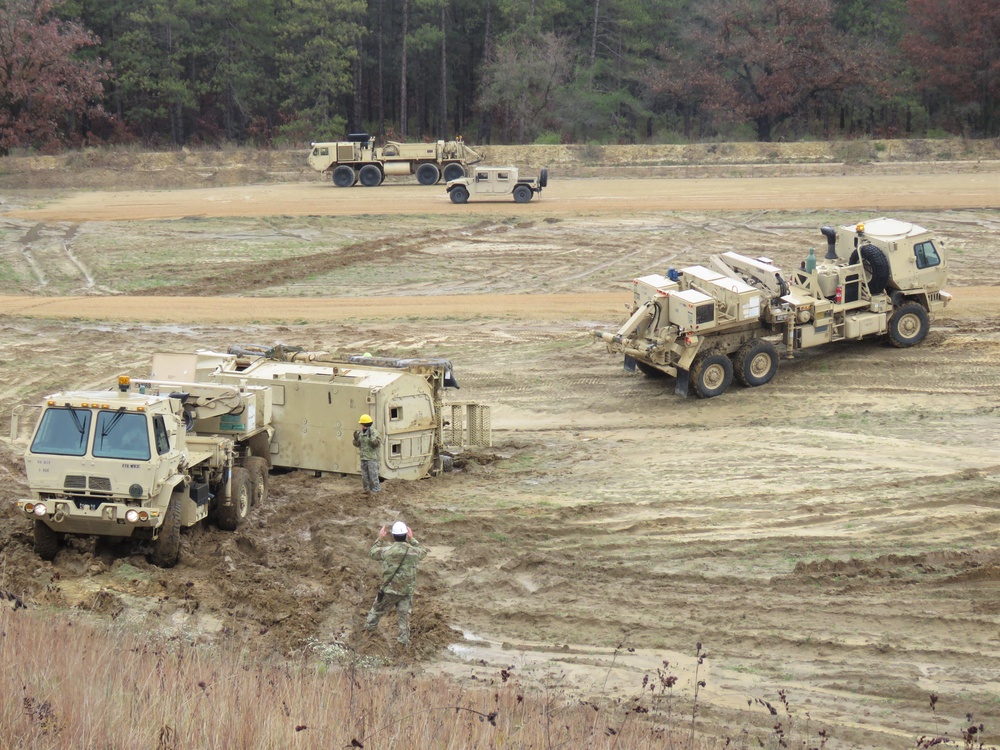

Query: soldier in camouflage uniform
(364, 521), (429, 646)
(353, 414), (382, 493)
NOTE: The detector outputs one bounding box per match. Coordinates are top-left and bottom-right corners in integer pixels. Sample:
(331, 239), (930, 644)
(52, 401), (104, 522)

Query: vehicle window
(93, 411), (151, 461)
(320, 147), (329, 156)
(312, 148), (319, 156)
(497, 172), (509, 180)
(477, 172), (488, 181)
(914, 240), (940, 269)
(153, 415), (170, 455)
(30, 408), (92, 456)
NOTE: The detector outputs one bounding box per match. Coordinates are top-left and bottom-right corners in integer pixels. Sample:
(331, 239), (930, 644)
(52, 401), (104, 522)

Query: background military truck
(447, 166), (548, 204)
(12, 345), (490, 565)
(595, 217), (951, 398)
(307, 133), (481, 187)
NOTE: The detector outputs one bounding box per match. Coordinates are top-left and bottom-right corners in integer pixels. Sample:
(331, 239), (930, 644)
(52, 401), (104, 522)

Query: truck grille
(64, 475), (86, 489)
(89, 477), (112, 492)
(63, 475), (112, 493)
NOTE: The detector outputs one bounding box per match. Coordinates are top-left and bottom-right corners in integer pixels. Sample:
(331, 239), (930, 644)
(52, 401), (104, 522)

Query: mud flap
(623, 356), (636, 373)
(674, 369), (690, 397)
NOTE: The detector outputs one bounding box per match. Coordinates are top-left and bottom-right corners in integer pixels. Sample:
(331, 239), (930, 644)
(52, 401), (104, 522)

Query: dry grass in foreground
(0, 606), (724, 750)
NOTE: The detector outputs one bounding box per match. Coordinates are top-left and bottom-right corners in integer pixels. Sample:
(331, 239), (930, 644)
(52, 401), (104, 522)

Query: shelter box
(633, 274), (679, 307)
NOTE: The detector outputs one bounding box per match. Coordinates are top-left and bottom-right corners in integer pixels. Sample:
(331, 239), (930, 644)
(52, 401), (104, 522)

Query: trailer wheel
(150, 491), (182, 568)
(849, 244), (891, 295)
(332, 165), (356, 187)
(636, 361), (670, 379)
(443, 163), (466, 182)
(734, 339), (779, 387)
(358, 164), (382, 187)
(691, 351), (733, 399)
(33, 519), (61, 561)
(416, 163), (440, 185)
(888, 302), (930, 348)
(245, 456), (270, 507)
(513, 185), (533, 203)
(217, 467), (251, 531)
(449, 186), (470, 204)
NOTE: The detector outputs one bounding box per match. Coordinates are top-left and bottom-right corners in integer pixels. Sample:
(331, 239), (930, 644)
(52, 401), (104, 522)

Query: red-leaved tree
(902, 0), (1000, 136)
(0, 0), (109, 155)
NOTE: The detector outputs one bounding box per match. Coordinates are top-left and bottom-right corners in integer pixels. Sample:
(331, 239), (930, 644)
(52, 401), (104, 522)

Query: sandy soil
(1, 171), (999, 749)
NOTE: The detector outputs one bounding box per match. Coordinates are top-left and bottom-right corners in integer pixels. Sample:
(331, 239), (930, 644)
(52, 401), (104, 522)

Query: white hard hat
(391, 521), (408, 536)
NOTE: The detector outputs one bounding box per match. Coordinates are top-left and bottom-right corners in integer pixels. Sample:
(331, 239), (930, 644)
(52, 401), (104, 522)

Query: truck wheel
(359, 164), (382, 187)
(691, 351), (733, 399)
(443, 163), (466, 182)
(33, 519), (61, 561)
(849, 244), (891, 295)
(513, 185), (533, 203)
(217, 467), (251, 531)
(449, 186), (470, 204)
(416, 163), (440, 185)
(636, 361), (670, 379)
(734, 339), (779, 387)
(150, 492), (182, 568)
(332, 165), (356, 187)
(245, 456), (269, 507)
(888, 302), (930, 348)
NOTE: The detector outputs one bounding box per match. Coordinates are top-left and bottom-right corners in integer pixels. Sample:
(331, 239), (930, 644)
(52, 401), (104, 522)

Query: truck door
(382, 394), (435, 471)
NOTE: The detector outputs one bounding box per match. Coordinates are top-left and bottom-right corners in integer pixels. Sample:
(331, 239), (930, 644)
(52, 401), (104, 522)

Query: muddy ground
(1, 158), (999, 748)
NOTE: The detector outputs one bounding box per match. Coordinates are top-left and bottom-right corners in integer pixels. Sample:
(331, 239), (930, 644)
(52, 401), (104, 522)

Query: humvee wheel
(416, 163), (440, 185)
(849, 244), (891, 295)
(443, 163), (466, 182)
(150, 492), (181, 568)
(888, 302), (930, 348)
(358, 164), (382, 187)
(332, 165), (356, 187)
(33, 519), (61, 561)
(513, 185), (533, 203)
(691, 351), (733, 398)
(449, 186), (470, 204)
(636, 361), (670, 379)
(734, 339), (779, 387)
(217, 467), (251, 531)
(245, 456), (270, 507)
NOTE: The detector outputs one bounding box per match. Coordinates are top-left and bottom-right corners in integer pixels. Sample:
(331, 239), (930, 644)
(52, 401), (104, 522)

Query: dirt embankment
(3, 138), (1000, 191)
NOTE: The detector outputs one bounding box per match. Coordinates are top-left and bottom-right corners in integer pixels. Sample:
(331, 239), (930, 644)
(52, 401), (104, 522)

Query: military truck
(307, 133), (481, 187)
(594, 218), (951, 398)
(446, 166), (548, 204)
(12, 346), (490, 565)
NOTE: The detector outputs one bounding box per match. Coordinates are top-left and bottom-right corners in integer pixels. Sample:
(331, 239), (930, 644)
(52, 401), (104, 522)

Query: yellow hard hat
(358, 414), (373, 424)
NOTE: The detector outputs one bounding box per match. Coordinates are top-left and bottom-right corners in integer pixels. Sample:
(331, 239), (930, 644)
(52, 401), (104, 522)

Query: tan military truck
(307, 133), (481, 187)
(595, 218), (951, 398)
(446, 166), (548, 204)
(12, 346), (490, 565)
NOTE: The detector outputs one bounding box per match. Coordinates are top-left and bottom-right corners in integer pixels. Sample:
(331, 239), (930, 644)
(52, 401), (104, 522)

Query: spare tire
(849, 243), (891, 295)
(539, 167), (548, 189)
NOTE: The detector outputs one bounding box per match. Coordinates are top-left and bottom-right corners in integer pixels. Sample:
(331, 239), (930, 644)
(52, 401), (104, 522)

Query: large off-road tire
(332, 165), (356, 187)
(150, 491), (182, 568)
(449, 186), (470, 204)
(734, 339), (779, 387)
(690, 351), (734, 399)
(33, 519), (61, 561)
(443, 163), (466, 182)
(217, 467), (251, 531)
(245, 456), (269, 507)
(513, 185), (533, 203)
(888, 302), (930, 348)
(416, 163), (440, 185)
(849, 243), (891, 295)
(636, 361), (670, 379)
(538, 167), (548, 188)
(358, 164), (382, 187)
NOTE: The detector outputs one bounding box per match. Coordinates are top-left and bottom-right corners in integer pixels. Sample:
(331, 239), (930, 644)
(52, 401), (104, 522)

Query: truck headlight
(125, 509), (139, 523)
(33, 503), (48, 517)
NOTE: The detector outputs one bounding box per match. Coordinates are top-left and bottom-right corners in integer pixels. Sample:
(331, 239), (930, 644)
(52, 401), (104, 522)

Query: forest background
(1, 0), (999, 155)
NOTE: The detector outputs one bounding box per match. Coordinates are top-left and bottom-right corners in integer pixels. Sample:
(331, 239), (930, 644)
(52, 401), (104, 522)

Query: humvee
(447, 166), (548, 204)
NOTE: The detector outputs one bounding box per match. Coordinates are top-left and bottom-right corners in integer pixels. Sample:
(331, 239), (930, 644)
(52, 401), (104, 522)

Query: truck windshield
(30, 407), (92, 456)
(93, 411), (151, 460)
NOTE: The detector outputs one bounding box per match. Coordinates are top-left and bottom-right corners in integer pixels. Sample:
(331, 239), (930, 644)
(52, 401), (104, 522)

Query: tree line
(1, 0), (998, 154)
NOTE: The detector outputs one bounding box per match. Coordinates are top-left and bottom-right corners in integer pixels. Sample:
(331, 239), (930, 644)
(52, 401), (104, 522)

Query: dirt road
(1, 170), (999, 749)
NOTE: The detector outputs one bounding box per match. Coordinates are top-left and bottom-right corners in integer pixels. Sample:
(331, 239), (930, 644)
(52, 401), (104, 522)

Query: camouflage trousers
(361, 460), (381, 493)
(364, 592), (413, 645)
